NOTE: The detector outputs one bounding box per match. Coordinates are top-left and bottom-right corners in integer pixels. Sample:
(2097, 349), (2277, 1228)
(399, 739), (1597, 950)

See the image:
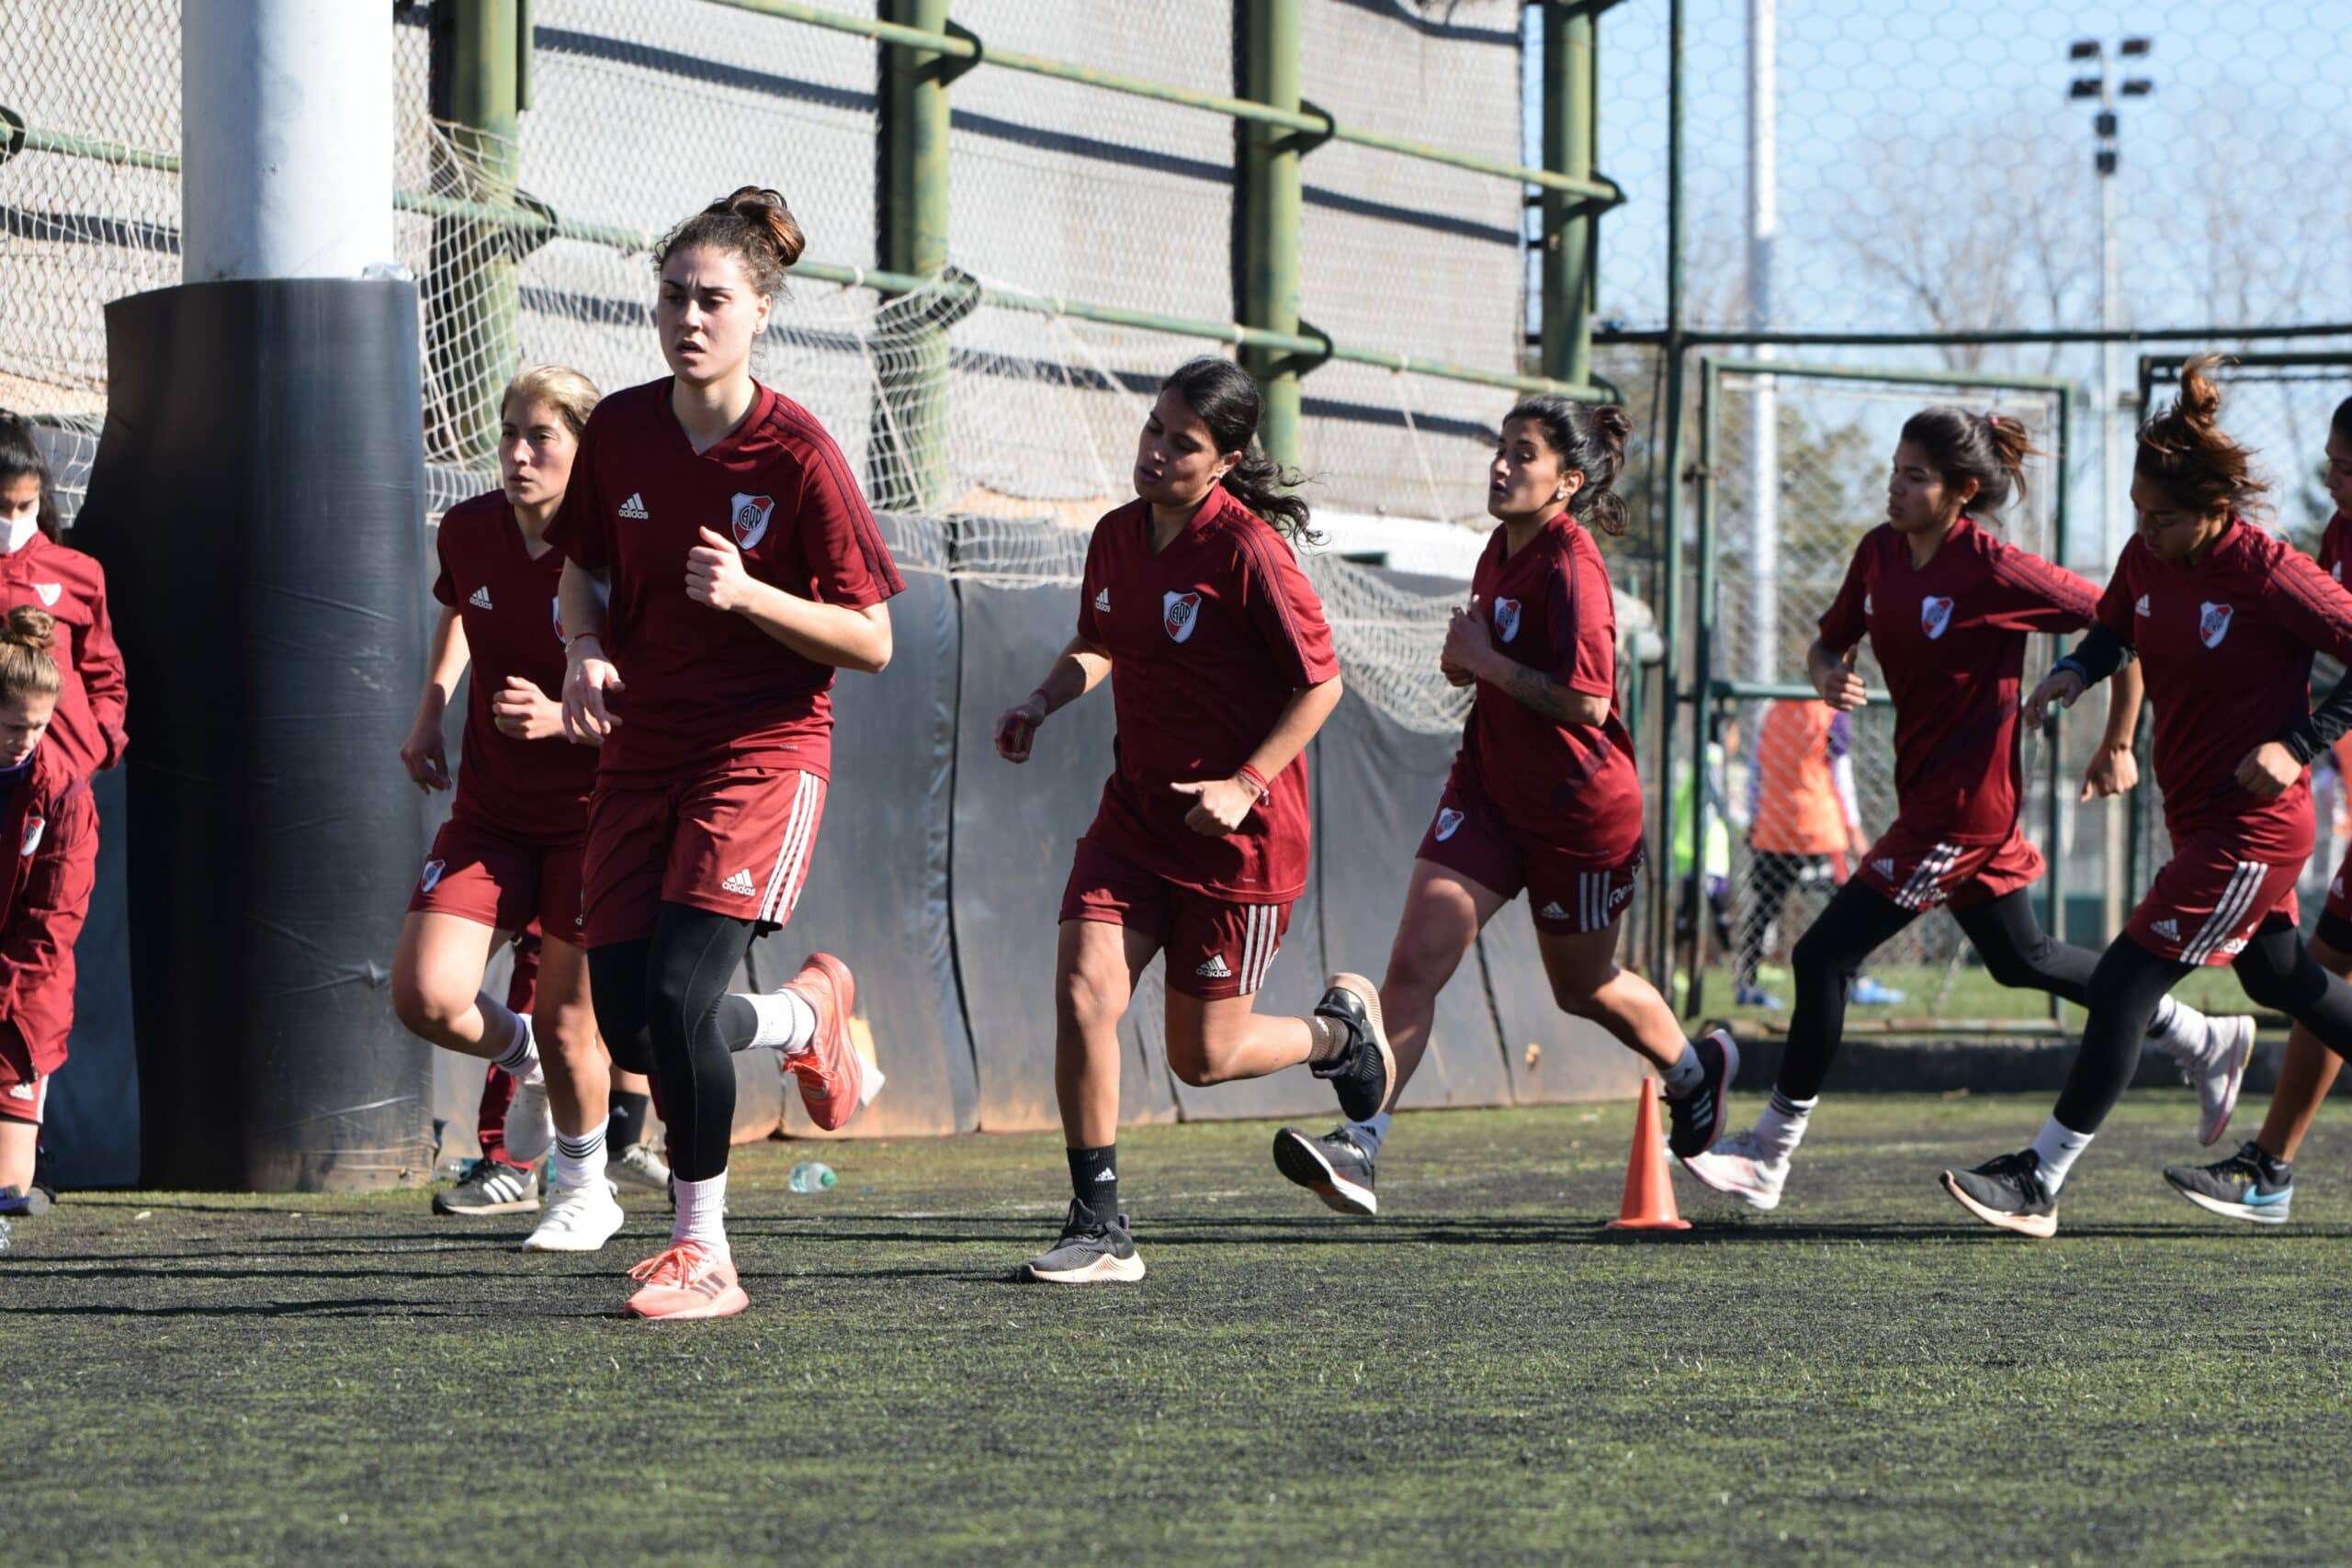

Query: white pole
(181, 0), (396, 283)
(1747, 0), (1780, 684)
(2098, 100), (2127, 936)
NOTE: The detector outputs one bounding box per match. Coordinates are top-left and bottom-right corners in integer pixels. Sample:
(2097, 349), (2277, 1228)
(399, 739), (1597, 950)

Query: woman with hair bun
(0, 607), (99, 1214)
(993, 355), (1362, 1284)
(551, 186), (902, 1320)
(1949, 358), (2352, 1235)
(1684, 406), (2245, 1215)
(1272, 393), (1735, 1220)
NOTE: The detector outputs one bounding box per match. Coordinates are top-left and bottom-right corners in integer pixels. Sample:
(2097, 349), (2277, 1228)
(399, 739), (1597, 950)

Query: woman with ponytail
(0, 607), (98, 1213)
(993, 355), (1360, 1282)
(549, 187), (901, 1319)
(0, 415), (127, 783)
(1684, 408), (2248, 1214)
(1947, 360), (2352, 1235)
(1272, 394), (1736, 1220)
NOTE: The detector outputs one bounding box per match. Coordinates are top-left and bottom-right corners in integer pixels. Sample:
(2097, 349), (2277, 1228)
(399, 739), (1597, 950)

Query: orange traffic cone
(1607, 1077), (1691, 1231)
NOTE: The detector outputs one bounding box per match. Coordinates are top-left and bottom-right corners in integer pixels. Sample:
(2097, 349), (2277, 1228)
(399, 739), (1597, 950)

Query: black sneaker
(1311, 972), (1396, 1122)
(1020, 1200), (1145, 1283)
(1272, 1125), (1378, 1216)
(2164, 1141), (2293, 1225)
(0, 1184), (51, 1217)
(1941, 1150), (2059, 1237)
(1664, 1029), (1738, 1160)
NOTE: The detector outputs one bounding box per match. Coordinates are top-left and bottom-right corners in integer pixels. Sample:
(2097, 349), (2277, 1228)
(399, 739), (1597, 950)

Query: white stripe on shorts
(1896, 841), (1962, 911)
(756, 772), (823, 926)
(2182, 860), (2266, 964)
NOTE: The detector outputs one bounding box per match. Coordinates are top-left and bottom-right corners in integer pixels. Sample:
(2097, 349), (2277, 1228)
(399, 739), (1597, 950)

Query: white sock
(1752, 1089), (1815, 1164)
(551, 1117), (608, 1191)
(491, 1010), (540, 1077)
(746, 988), (818, 1055)
(1661, 1043), (1705, 1099)
(2030, 1117), (2095, 1191)
(672, 1171), (729, 1257)
(1347, 1111), (1393, 1158)
(2145, 994), (2183, 1044)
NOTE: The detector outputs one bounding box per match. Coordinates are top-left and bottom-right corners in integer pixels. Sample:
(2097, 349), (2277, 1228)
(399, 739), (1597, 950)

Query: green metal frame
(872, 0), (954, 512)
(429, 0), (524, 469)
(1676, 355), (2076, 1025)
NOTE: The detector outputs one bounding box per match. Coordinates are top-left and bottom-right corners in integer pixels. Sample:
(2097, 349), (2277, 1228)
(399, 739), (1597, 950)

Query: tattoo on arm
(1501, 664), (1584, 724)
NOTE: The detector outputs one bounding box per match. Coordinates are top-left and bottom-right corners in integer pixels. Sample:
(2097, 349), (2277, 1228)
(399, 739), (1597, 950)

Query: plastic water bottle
(0, 1215), (12, 1255)
(788, 1160), (836, 1194)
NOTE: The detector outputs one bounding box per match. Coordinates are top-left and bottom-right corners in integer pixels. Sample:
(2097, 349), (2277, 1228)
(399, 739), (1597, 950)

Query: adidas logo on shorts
(720, 869), (757, 896)
(469, 585), (492, 609)
(1194, 953), (1233, 979)
(2153, 918), (2181, 942)
(1872, 857), (1896, 878)
(2136, 593), (2152, 617)
(619, 492), (650, 520)
(1538, 900), (1570, 920)
(1093, 588), (1110, 613)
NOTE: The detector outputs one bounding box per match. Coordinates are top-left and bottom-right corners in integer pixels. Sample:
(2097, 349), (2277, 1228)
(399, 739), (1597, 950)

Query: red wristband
(1236, 764), (1271, 800)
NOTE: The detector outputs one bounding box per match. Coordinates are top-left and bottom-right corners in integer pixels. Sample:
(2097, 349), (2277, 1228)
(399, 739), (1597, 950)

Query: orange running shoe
(623, 1243), (748, 1320)
(778, 953), (884, 1131)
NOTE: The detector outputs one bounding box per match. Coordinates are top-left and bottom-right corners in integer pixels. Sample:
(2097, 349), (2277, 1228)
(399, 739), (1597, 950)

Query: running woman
(1682, 409), (2247, 1213)
(996, 355), (1380, 1283)
(553, 187), (896, 1320)
(0, 414), (128, 784)
(0, 608), (98, 1214)
(395, 365), (620, 1252)
(2162, 391), (2352, 1223)
(1272, 394), (1735, 1219)
(1946, 359), (2352, 1236)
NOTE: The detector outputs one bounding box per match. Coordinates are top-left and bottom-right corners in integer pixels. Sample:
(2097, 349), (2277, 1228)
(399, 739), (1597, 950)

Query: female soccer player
(1683, 408), (2245, 1213)
(994, 355), (1374, 1282)
(2162, 391), (2352, 1223)
(0, 414), (127, 784)
(554, 187), (897, 1320)
(1947, 360), (2352, 1236)
(0, 608), (98, 1213)
(394, 365), (620, 1252)
(1272, 394), (1734, 1219)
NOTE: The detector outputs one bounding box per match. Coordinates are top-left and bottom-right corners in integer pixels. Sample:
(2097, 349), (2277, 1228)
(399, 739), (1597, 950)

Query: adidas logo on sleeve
(469, 586), (493, 609)
(618, 492), (650, 520)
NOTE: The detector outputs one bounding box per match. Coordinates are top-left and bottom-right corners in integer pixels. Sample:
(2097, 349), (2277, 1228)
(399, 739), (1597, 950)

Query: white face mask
(1, 513), (38, 554)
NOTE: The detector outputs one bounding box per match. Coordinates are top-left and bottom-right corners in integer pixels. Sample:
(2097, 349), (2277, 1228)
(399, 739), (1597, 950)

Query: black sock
(2253, 1144), (2292, 1179)
(608, 1090), (650, 1152)
(1068, 1145), (1118, 1224)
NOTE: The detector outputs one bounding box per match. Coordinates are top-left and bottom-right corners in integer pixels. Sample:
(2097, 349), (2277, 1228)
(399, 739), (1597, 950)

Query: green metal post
(1238, 0), (1305, 469)
(429, 0), (523, 470)
(873, 0), (954, 512)
(1539, 1), (1595, 389)
(1654, 0), (1685, 992)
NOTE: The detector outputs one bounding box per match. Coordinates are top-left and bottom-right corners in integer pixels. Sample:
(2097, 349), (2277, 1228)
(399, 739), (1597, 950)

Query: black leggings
(2052, 915), (2352, 1134)
(589, 902), (763, 1182)
(1778, 882), (2098, 1102)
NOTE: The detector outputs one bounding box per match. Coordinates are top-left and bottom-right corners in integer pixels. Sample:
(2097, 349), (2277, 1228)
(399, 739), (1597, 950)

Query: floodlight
(2120, 78), (2153, 96)
(2120, 37), (2152, 55)
(2097, 149), (2118, 175)
(2069, 39), (2101, 59)
(2069, 78), (2102, 98)
(2095, 110), (2118, 136)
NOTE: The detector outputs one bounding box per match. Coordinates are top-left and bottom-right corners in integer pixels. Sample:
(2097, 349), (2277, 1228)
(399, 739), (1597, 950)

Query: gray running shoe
(1272, 1125), (1378, 1216)
(433, 1157), (540, 1216)
(2164, 1141), (2293, 1224)
(1940, 1149), (2058, 1238)
(1020, 1201), (1145, 1283)
(609, 1142), (673, 1192)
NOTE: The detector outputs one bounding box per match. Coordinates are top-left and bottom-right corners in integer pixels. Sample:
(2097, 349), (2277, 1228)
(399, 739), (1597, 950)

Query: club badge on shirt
(729, 492), (775, 550)
(1163, 590), (1202, 643)
(1920, 595), (1954, 640)
(31, 583), (60, 608)
(2199, 602), (2233, 649)
(20, 814), (44, 857)
(1492, 598), (1522, 643)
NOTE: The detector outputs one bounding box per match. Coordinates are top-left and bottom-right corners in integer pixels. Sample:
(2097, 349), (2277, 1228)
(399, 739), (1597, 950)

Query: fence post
(873, 0), (955, 511)
(1237, 0), (1304, 469)
(1538, 1), (1596, 389)
(425, 0), (523, 470)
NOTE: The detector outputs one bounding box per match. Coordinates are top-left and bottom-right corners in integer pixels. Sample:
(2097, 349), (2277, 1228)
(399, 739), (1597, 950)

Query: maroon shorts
(2126, 833), (2301, 966)
(582, 767), (826, 947)
(1059, 837), (1293, 1000)
(1415, 780), (1643, 934)
(0, 1022), (48, 1126)
(1855, 824), (2044, 914)
(409, 818), (585, 943)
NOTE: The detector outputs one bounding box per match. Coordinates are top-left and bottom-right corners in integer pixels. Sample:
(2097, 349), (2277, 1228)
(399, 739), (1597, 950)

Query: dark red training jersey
(1453, 513), (1643, 866)
(547, 378), (904, 784)
(1075, 485), (1340, 902)
(2096, 518), (2352, 859)
(1817, 517), (2098, 845)
(434, 491), (595, 845)
(2317, 510), (2348, 582)
(0, 739), (98, 1076)
(0, 532), (127, 779)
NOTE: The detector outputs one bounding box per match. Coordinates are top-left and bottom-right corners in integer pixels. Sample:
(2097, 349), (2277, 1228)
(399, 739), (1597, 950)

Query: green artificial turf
(11, 1093), (2352, 1564)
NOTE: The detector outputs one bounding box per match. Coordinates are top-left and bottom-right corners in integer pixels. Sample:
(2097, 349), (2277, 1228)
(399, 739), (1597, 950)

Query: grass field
(1690, 960), (2264, 1029)
(13, 1092), (2352, 1564)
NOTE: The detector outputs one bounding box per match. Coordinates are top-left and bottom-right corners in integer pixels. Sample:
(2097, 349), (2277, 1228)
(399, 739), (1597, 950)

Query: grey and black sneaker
(1020, 1200), (1145, 1283)
(1311, 972), (1396, 1122)
(609, 1142), (673, 1192)
(433, 1157), (540, 1216)
(0, 1183), (52, 1217)
(1664, 1028), (1739, 1160)
(2164, 1141), (2293, 1224)
(1940, 1149), (2058, 1237)
(1272, 1125), (1378, 1216)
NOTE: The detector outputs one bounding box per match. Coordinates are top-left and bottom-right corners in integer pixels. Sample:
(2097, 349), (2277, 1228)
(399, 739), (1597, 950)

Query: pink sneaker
(623, 1243), (747, 1320)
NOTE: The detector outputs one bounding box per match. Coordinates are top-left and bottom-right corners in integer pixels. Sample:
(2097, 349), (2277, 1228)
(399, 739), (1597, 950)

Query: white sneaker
(520, 1179), (627, 1253)
(1678, 1128), (1789, 1212)
(610, 1142), (673, 1192)
(503, 1068), (556, 1165)
(2168, 1006), (2256, 1147)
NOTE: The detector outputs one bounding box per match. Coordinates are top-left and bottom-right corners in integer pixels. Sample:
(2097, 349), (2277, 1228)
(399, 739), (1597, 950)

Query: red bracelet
(1236, 764), (1271, 799)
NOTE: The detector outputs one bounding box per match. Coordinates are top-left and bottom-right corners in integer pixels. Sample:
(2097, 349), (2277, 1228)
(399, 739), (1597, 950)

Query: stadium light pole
(1745, 0), (1777, 686)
